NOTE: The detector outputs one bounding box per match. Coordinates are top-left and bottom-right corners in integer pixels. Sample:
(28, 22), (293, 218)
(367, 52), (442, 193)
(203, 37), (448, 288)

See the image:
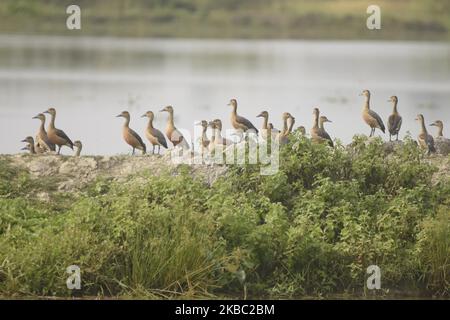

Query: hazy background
(0, 0), (449, 155)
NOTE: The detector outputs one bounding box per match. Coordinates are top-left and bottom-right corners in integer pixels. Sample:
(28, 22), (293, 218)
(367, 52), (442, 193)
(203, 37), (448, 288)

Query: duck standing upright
(387, 96), (402, 141)
(430, 120), (450, 155)
(213, 119), (232, 146)
(196, 120), (210, 154)
(32, 113), (55, 152)
(319, 116), (334, 147)
(257, 111), (270, 139)
(43, 108), (73, 155)
(160, 106), (190, 149)
(415, 114), (435, 155)
(116, 111), (146, 155)
(360, 90), (385, 137)
(142, 111), (168, 154)
(228, 99), (258, 137)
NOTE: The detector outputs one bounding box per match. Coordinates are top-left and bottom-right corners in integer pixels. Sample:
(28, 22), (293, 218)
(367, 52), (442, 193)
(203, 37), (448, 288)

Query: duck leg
(57, 145), (61, 155)
(132, 147), (135, 155)
(396, 133), (399, 141)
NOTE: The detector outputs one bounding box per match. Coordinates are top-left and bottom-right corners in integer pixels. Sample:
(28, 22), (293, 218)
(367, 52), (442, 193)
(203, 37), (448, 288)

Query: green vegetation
(0, 135), (449, 299)
(0, 0), (449, 40)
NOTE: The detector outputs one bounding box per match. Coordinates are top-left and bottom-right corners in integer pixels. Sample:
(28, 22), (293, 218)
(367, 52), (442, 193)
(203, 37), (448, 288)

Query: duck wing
(426, 134), (436, 153)
(55, 128), (74, 149)
(129, 128), (146, 151)
(388, 114), (402, 134)
(236, 115), (259, 134)
(152, 128), (168, 149)
(369, 109), (385, 133)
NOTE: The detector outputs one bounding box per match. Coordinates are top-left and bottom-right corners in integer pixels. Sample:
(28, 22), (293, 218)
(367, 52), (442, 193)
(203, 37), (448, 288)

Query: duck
(430, 120), (450, 156)
(21, 136), (37, 154)
(141, 111), (168, 154)
(228, 99), (258, 136)
(310, 107), (325, 144)
(257, 111), (270, 139)
(116, 111), (146, 155)
(196, 120), (210, 154)
(280, 112), (293, 144)
(73, 140), (82, 157)
(430, 120), (444, 138)
(213, 119), (232, 146)
(43, 108), (74, 154)
(387, 96), (402, 141)
(319, 116), (334, 147)
(21, 136), (45, 154)
(160, 106), (190, 149)
(360, 90), (386, 137)
(295, 126), (306, 136)
(415, 114), (435, 155)
(32, 113), (56, 152)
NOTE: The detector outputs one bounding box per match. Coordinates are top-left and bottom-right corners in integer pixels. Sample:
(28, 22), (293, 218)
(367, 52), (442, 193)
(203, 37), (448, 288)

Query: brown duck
(360, 90), (385, 137)
(387, 96), (402, 141)
(160, 106), (189, 149)
(43, 108), (73, 154)
(32, 113), (56, 152)
(415, 114), (435, 155)
(116, 111), (146, 155)
(228, 99), (258, 134)
(319, 116), (334, 147)
(141, 111), (168, 154)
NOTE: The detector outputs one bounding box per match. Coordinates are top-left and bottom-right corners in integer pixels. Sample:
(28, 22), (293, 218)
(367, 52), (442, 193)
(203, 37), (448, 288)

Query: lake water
(0, 35), (449, 155)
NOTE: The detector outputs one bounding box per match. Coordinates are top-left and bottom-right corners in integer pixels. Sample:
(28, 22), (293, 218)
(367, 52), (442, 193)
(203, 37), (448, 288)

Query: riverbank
(1, 0), (449, 41)
(0, 136), (449, 299)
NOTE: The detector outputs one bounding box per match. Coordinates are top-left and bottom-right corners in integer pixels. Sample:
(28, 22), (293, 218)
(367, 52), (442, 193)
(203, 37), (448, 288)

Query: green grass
(0, 0), (449, 40)
(0, 135), (449, 298)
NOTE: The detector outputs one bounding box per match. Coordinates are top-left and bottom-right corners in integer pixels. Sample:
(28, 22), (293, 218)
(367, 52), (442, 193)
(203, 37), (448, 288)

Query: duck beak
(21, 139), (27, 143)
(159, 108), (166, 112)
(32, 115), (39, 119)
(429, 123), (436, 126)
(116, 114), (123, 118)
(141, 114), (146, 118)
(20, 146), (28, 151)
(43, 111), (49, 114)
(227, 102), (232, 106)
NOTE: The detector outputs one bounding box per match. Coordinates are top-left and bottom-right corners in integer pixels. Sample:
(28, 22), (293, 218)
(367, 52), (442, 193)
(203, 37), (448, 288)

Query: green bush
(0, 135), (448, 298)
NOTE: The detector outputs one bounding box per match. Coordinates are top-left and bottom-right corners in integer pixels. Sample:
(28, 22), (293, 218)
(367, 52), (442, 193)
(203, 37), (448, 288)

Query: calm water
(0, 35), (449, 155)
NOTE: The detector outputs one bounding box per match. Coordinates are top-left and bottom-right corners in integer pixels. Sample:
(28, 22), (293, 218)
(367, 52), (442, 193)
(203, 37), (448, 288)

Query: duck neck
(147, 117), (154, 130)
(288, 118), (295, 133)
(283, 118), (289, 134)
(392, 101), (398, 114)
(210, 127), (216, 141)
(420, 119), (427, 134)
(437, 124), (444, 137)
(313, 113), (319, 129)
(30, 143), (36, 154)
(202, 127), (208, 141)
(167, 112), (175, 128)
(319, 120), (325, 130)
(262, 116), (268, 130)
(231, 105), (237, 117)
(123, 116), (130, 128)
(49, 113), (56, 129)
(39, 118), (46, 133)
(364, 95), (370, 110)
(75, 146), (82, 156)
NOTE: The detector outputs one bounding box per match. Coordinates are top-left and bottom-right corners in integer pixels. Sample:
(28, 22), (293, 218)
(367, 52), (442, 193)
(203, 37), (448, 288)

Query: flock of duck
(20, 90), (448, 157)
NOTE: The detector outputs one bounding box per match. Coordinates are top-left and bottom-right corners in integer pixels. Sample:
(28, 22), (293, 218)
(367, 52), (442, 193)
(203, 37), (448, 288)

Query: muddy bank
(0, 153), (228, 194)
